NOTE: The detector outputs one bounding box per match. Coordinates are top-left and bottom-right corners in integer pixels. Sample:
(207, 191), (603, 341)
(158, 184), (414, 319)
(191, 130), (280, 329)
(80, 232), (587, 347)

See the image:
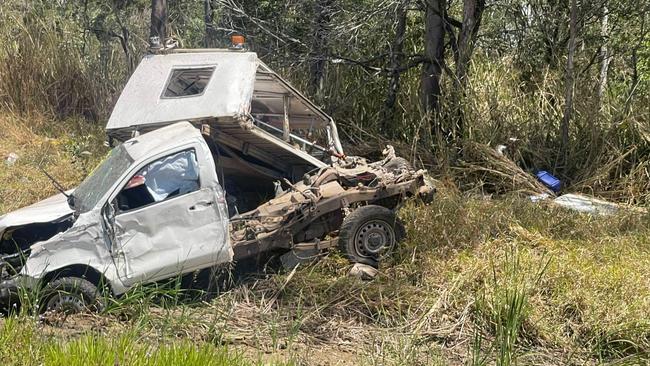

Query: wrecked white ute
(0, 50), (432, 314)
(1, 123), (232, 313)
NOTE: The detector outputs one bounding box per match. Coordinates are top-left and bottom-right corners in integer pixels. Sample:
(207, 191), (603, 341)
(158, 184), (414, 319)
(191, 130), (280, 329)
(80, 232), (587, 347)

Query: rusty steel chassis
(231, 176), (423, 260)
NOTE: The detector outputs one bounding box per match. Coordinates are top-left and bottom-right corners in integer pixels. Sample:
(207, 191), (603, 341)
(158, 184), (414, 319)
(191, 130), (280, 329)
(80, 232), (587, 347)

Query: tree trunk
(310, 0), (333, 99)
(381, 0), (409, 133)
(149, 0), (168, 47)
(631, 49), (638, 87)
(561, 0), (577, 157)
(452, 0), (485, 140)
(455, 0), (485, 88)
(421, 0), (445, 120)
(118, 24), (133, 72)
(204, 0), (214, 48)
(543, 0), (561, 68)
(597, 3), (609, 110)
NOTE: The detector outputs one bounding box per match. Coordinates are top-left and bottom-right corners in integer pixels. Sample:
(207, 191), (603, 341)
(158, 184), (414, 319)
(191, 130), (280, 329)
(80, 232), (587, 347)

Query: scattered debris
(495, 145), (508, 156)
(5, 152), (18, 166)
(280, 249), (321, 270)
(457, 142), (553, 195)
(553, 194), (619, 215)
(349, 263), (378, 280)
(536, 170), (562, 192)
(529, 193), (551, 202)
(530, 192), (643, 216)
(494, 138), (520, 157)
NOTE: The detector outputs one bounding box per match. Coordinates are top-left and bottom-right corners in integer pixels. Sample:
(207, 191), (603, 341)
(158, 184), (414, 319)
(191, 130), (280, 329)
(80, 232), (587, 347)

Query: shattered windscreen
(73, 144), (134, 213)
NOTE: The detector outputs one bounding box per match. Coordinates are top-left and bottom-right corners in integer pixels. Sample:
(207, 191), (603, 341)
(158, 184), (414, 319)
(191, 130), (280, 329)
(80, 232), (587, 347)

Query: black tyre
(338, 205), (403, 267)
(41, 277), (103, 314)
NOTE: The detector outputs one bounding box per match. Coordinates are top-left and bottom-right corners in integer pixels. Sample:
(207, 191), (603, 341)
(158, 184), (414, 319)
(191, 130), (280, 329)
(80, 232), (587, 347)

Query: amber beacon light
(230, 35), (245, 49)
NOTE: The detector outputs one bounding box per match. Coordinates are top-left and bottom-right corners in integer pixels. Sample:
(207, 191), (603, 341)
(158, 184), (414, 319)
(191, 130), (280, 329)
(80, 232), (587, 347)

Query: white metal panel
(107, 51), (258, 131)
(111, 132), (232, 286)
(0, 191), (72, 234)
(123, 122), (203, 161)
(113, 187), (231, 285)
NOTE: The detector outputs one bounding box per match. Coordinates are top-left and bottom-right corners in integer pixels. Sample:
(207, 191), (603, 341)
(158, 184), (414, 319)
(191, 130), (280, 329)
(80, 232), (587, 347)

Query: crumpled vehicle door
(111, 147), (230, 287)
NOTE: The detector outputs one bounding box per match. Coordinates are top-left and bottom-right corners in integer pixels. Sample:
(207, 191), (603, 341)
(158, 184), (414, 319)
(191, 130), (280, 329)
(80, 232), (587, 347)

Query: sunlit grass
(0, 114), (106, 214)
(398, 197), (650, 363)
(0, 317), (276, 366)
(1, 116), (649, 364)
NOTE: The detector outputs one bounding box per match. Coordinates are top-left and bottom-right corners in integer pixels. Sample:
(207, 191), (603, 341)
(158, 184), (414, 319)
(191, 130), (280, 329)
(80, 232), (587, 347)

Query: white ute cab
(0, 49), (433, 314)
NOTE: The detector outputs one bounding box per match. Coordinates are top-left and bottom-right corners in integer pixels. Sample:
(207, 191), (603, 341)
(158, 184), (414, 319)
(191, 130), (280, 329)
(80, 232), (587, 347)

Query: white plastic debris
(5, 152), (18, 166)
(553, 194), (619, 215)
(495, 145), (507, 156)
(349, 263), (378, 280)
(529, 193), (551, 202)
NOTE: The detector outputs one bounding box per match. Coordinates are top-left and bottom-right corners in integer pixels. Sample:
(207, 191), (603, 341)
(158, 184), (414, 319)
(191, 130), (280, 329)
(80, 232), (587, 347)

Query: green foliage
(0, 0), (648, 202)
(1, 195), (649, 364)
(474, 247), (550, 366)
(0, 317), (262, 366)
(0, 0), (147, 119)
(399, 197), (650, 363)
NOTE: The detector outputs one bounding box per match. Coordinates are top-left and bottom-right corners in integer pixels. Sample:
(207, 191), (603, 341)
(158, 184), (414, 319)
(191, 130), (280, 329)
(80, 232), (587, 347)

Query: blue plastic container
(536, 171), (561, 192)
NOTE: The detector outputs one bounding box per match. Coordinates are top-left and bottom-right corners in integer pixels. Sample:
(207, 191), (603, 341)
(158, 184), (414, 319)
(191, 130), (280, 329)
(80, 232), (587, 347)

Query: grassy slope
(397, 197), (650, 364)
(1, 118), (649, 365)
(0, 317), (265, 366)
(0, 114), (106, 213)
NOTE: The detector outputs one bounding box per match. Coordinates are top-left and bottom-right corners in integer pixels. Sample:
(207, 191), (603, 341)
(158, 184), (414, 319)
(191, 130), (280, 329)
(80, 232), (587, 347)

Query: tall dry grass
(3, 196), (640, 364)
(0, 2), (136, 121)
(462, 57), (650, 204)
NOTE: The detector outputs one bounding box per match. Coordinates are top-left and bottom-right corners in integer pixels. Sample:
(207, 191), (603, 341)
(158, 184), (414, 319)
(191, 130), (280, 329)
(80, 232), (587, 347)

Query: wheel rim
(353, 219), (396, 260)
(46, 293), (85, 314)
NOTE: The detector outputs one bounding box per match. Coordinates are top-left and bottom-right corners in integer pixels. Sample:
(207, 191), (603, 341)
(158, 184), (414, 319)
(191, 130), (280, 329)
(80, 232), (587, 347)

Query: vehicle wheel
(338, 205), (402, 267)
(41, 277), (103, 314)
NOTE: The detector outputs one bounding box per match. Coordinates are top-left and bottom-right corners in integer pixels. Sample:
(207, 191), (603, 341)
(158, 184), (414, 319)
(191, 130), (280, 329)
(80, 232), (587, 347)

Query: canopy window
(162, 67), (215, 98)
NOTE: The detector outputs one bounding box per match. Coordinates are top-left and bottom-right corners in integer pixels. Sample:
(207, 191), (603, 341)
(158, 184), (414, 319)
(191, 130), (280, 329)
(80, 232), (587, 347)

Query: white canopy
(107, 51), (258, 131)
(106, 50), (343, 171)
(106, 50), (332, 133)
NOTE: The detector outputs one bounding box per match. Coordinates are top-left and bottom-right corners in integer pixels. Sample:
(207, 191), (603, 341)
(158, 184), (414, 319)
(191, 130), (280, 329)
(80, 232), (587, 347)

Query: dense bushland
(1, 0), (649, 202)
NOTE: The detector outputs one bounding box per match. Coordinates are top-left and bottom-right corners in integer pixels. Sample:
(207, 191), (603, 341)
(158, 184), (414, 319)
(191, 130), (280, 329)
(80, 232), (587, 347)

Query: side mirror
(102, 201), (117, 252)
(104, 201), (116, 223)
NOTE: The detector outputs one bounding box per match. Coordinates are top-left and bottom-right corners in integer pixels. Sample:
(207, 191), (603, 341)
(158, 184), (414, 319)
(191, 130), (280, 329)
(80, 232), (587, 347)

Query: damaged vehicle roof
(106, 50), (342, 171)
(107, 51), (332, 131)
(107, 52), (258, 131)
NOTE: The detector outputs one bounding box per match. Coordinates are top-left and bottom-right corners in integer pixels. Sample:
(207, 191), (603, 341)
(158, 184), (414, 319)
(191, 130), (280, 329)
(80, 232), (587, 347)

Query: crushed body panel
(0, 191), (72, 237)
(2, 123), (232, 298)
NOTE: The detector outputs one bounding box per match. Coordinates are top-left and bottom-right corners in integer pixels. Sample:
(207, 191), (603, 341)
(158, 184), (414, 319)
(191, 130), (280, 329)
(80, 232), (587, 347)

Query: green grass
(0, 317), (273, 366)
(1, 185), (649, 365)
(401, 197), (650, 364)
(256, 196), (650, 364)
(0, 114), (106, 214)
(1, 115), (649, 364)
